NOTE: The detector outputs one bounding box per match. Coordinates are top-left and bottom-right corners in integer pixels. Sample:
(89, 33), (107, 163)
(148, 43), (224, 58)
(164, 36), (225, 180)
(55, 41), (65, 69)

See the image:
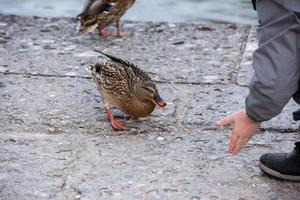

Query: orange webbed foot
(115, 31), (126, 38)
(115, 20), (126, 38)
(130, 117), (150, 122)
(111, 118), (127, 130)
(105, 107), (127, 131)
(98, 29), (112, 37)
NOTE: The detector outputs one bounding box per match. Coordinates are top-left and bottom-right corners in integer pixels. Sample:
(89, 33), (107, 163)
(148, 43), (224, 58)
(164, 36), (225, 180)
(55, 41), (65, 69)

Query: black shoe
(293, 109), (300, 121)
(259, 142), (300, 181)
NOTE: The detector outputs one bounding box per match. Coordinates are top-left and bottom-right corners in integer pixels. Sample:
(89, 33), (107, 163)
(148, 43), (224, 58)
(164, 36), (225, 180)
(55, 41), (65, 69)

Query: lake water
(0, 0), (257, 25)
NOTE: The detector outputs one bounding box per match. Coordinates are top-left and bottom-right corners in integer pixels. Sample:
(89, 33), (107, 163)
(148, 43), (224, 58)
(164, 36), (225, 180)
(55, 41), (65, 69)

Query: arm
(217, 0), (300, 154)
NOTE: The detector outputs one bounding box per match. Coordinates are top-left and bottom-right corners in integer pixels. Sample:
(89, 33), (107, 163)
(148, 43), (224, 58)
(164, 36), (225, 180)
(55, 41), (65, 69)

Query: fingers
(232, 136), (250, 155)
(229, 128), (250, 154)
(229, 132), (238, 153)
(218, 111), (260, 155)
(216, 115), (234, 126)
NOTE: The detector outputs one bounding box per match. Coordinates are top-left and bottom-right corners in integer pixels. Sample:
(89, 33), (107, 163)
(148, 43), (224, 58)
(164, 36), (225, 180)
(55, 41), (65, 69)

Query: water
(0, 0), (257, 25)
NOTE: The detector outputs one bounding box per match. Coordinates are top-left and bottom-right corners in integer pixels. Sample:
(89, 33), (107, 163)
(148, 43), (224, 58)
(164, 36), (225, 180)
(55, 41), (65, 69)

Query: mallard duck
(89, 50), (166, 130)
(77, 0), (135, 37)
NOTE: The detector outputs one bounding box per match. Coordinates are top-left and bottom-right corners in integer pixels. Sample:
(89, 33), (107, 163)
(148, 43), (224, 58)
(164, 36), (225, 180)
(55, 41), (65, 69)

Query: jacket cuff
(245, 108), (263, 123)
(245, 95), (268, 122)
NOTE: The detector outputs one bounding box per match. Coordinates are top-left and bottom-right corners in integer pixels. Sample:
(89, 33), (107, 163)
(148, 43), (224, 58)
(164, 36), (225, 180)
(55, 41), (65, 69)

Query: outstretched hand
(216, 110), (261, 155)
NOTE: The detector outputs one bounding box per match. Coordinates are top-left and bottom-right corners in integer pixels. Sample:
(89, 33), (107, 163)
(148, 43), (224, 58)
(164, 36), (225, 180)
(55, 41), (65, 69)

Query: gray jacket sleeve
(245, 0), (300, 122)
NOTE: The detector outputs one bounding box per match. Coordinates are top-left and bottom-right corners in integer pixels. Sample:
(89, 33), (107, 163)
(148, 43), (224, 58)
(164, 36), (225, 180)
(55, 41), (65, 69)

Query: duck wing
(78, 0), (119, 18)
(90, 62), (135, 99)
(94, 50), (152, 82)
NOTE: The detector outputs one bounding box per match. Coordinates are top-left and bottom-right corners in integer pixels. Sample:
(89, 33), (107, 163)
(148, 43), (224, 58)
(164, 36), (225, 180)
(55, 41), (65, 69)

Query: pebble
(0, 39), (7, 44)
(64, 45), (77, 51)
(156, 136), (165, 141)
(0, 22), (8, 27)
(75, 51), (99, 58)
(172, 41), (185, 45)
(207, 154), (224, 161)
(201, 75), (220, 83)
(0, 173), (8, 180)
(48, 127), (56, 133)
(172, 57), (182, 61)
(65, 72), (77, 76)
(41, 39), (55, 44)
(0, 67), (8, 73)
(34, 191), (49, 198)
(168, 23), (176, 28)
(43, 45), (56, 50)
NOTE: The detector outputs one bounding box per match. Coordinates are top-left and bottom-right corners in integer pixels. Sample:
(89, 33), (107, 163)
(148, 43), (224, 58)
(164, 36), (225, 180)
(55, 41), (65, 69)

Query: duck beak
(153, 95), (167, 109)
(77, 23), (98, 34)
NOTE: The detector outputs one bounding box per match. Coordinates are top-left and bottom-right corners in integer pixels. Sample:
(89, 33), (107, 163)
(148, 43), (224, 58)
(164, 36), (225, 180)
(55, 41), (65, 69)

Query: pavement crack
(1, 71), (229, 86)
(259, 127), (299, 133)
(229, 26), (251, 84)
(1, 71), (92, 79)
(60, 178), (67, 190)
(155, 80), (228, 86)
(235, 82), (249, 88)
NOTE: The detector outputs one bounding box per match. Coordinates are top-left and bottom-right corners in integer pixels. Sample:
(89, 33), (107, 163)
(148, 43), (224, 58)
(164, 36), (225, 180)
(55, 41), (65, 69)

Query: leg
(130, 116), (151, 121)
(104, 106), (127, 130)
(115, 20), (126, 37)
(292, 81), (300, 120)
(98, 28), (112, 36)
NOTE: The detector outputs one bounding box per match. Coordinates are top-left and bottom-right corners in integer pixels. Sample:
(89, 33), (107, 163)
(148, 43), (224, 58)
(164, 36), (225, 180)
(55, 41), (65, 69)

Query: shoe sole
(259, 162), (300, 182)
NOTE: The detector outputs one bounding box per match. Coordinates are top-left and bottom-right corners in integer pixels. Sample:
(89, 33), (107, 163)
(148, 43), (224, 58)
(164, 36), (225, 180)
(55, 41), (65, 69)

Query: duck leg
(98, 29), (112, 36)
(115, 20), (126, 37)
(104, 106), (127, 130)
(130, 117), (150, 121)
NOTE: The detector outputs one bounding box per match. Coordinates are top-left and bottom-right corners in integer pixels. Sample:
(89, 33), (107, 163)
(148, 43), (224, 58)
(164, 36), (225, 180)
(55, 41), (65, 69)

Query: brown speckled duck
(77, 0), (135, 37)
(89, 50), (166, 130)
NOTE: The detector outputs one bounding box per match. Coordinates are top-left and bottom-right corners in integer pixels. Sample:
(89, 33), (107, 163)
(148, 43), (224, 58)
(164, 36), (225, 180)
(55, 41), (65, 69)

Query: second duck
(77, 0), (135, 37)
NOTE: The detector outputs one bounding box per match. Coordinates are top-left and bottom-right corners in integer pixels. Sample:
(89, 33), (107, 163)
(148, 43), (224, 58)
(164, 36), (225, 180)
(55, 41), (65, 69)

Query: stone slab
(237, 26), (257, 86)
(0, 130), (299, 200)
(0, 15), (249, 84)
(0, 74), (177, 135)
(181, 84), (298, 130)
(1, 74), (298, 136)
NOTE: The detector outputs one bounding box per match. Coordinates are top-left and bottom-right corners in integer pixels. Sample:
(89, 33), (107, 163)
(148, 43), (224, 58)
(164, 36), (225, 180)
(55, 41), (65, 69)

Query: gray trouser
(246, 0), (300, 122)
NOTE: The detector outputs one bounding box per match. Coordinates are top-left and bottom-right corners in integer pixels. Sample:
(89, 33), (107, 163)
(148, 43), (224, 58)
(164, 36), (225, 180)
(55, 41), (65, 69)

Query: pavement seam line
(0, 71), (229, 86)
(229, 26), (252, 84)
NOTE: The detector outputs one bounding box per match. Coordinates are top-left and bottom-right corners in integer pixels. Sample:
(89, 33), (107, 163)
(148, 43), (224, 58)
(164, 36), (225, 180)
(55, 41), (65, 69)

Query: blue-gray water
(0, 0), (257, 25)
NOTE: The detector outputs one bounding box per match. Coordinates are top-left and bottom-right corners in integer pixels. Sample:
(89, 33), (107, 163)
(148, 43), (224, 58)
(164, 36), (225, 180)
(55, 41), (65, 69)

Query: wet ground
(0, 15), (299, 200)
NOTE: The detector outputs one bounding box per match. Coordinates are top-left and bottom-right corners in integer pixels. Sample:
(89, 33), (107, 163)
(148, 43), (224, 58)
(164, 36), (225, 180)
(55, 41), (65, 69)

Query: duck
(89, 50), (166, 130)
(77, 0), (135, 37)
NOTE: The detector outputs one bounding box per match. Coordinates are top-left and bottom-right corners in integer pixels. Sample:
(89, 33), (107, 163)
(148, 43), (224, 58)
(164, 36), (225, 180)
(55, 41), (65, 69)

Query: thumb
(216, 115), (234, 126)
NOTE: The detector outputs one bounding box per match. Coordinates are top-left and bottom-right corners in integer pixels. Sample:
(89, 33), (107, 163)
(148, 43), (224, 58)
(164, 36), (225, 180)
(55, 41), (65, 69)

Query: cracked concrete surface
(0, 15), (300, 200)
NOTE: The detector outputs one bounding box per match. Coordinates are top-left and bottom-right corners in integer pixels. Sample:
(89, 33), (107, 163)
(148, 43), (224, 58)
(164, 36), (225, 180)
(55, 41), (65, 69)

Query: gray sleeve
(245, 0), (300, 122)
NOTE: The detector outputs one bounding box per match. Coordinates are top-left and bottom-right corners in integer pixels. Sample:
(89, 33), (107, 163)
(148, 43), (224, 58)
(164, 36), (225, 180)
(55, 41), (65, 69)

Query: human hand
(216, 110), (261, 155)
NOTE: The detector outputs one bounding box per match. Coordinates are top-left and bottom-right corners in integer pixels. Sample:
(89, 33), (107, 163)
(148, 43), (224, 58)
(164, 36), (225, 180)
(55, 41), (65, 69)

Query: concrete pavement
(0, 15), (299, 200)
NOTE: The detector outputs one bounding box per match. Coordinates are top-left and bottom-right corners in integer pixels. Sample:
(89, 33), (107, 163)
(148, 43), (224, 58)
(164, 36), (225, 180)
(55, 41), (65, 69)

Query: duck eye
(142, 87), (151, 92)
